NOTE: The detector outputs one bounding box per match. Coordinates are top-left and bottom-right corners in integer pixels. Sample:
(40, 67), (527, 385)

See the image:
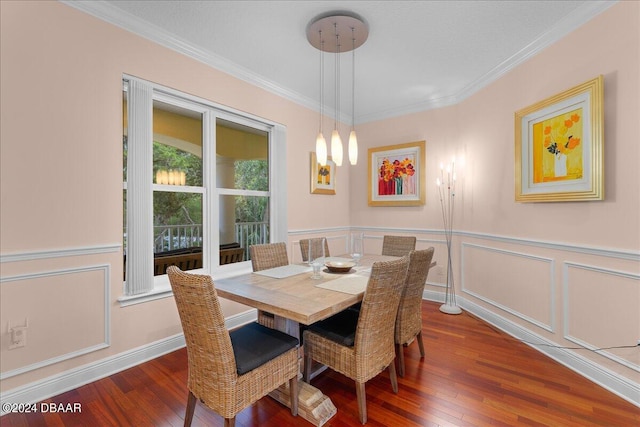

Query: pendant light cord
(319, 31), (324, 134)
(334, 23), (340, 131)
(351, 28), (355, 131)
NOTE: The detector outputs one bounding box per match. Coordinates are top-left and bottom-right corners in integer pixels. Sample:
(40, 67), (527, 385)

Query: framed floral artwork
(515, 76), (604, 202)
(310, 152), (336, 195)
(368, 141), (425, 206)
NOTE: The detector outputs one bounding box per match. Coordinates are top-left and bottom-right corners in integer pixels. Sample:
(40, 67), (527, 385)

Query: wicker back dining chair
(381, 235), (417, 257)
(303, 256), (410, 424)
(249, 242), (289, 328)
(395, 248), (435, 377)
(249, 242), (289, 272)
(167, 266), (299, 427)
(299, 237), (330, 262)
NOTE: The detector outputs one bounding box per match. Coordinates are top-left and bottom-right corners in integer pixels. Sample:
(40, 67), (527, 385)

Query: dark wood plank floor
(2, 301), (638, 426)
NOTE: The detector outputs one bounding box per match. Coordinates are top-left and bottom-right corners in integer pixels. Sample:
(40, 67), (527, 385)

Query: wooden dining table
(213, 254), (398, 426)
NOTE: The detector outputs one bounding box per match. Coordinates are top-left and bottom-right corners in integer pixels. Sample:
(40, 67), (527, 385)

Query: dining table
(213, 254), (398, 426)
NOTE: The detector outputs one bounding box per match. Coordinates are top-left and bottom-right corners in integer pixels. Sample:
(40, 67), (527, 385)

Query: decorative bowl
(325, 260), (356, 273)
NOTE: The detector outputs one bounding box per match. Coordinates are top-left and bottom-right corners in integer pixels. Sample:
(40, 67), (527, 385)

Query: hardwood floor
(2, 301), (638, 426)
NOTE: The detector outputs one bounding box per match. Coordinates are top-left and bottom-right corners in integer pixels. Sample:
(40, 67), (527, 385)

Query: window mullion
(203, 110), (217, 269)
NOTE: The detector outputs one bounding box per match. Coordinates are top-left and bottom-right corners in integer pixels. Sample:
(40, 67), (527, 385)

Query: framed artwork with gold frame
(310, 152), (336, 195)
(515, 76), (604, 202)
(368, 140), (426, 206)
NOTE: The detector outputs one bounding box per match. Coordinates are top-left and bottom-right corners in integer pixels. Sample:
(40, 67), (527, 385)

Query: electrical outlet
(637, 339), (640, 347)
(8, 319), (28, 350)
(9, 327), (26, 349)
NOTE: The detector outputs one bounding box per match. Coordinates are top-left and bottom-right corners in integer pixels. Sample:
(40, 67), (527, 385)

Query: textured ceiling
(69, 1), (613, 124)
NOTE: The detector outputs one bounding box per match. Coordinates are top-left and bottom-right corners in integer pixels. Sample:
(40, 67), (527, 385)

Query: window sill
(118, 262), (253, 308)
(118, 282), (174, 307)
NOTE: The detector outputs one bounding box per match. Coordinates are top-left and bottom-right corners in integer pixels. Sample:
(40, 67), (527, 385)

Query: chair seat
(230, 322), (299, 375)
(307, 309), (359, 347)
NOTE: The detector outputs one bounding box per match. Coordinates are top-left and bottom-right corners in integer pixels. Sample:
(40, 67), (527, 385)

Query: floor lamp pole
(437, 160), (462, 315)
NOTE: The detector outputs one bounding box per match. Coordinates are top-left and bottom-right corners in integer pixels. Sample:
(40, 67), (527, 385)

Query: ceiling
(69, 1), (613, 124)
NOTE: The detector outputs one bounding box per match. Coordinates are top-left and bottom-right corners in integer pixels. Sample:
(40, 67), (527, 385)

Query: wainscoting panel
(462, 243), (555, 332)
(0, 265), (110, 379)
(563, 262), (640, 370)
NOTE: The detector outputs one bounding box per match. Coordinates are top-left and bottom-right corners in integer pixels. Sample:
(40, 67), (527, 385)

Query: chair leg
(224, 418), (235, 427)
(303, 350), (312, 382)
(355, 381), (367, 424)
(184, 391), (197, 427)
(289, 377), (299, 416)
(417, 331), (425, 357)
(396, 343), (405, 377)
(388, 360), (399, 394)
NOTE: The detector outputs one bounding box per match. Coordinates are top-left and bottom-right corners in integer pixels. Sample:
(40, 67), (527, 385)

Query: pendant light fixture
(307, 12), (368, 167)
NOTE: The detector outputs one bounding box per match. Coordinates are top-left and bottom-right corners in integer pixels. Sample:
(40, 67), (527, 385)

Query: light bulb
(348, 130), (358, 165)
(331, 129), (343, 166)
(316, 132), (327, 166)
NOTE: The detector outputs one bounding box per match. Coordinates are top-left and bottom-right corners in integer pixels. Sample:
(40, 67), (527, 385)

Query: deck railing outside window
(154, 225), (203, 253)
(234, 221), (269, 255)
(129, 221), (269, 255)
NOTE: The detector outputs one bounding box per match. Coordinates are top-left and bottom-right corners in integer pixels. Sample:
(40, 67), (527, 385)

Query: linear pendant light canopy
(307, 12), (368, 166)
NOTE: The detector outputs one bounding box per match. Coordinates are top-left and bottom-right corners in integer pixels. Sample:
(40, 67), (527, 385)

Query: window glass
(220, 195), (270, 251)
(152, 100), (204, 274)
(216, 119), (268, 191)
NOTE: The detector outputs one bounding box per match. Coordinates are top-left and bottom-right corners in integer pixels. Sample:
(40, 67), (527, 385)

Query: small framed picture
(368, 141), (425, 206)
(311, 152), (336, 195)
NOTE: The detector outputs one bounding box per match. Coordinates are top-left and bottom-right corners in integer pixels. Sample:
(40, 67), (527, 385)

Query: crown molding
(356, 0), (617, 124)
(61, 1), (320, 111)
(62, 1), (616, 124)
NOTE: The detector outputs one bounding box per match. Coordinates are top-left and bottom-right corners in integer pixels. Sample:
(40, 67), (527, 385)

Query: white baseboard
(0, 309), (257, 414)
(421, 293), (640, 408)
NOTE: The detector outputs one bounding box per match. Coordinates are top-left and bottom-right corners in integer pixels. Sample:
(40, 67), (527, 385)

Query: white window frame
(119, 76), (287, 307)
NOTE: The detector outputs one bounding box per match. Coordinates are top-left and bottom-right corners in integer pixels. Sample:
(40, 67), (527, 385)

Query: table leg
(269, 315), (337, 426)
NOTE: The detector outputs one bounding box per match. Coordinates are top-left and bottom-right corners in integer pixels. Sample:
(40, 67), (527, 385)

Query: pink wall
(353, 2), (639, 393)
(354, 2), (639, 247)
(1, 0), (638, 403)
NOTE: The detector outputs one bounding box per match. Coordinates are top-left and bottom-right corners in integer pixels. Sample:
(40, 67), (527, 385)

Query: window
(122, 77), (287, 303)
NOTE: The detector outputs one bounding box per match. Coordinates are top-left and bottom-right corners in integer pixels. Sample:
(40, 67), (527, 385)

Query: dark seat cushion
(307, 309), (360, 347)
(229, 322), (299, 375)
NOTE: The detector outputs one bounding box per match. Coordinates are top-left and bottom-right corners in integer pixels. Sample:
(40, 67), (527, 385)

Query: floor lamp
(437, 159), (462, 315)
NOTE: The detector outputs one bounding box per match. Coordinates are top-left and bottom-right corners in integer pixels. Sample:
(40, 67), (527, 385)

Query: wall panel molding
(0, 244), (121, 263)
(0, 265), (112, 380)
(563, 261), (640, 373)
(461, 242), (555, 332)
(457, 230), (639, 261)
